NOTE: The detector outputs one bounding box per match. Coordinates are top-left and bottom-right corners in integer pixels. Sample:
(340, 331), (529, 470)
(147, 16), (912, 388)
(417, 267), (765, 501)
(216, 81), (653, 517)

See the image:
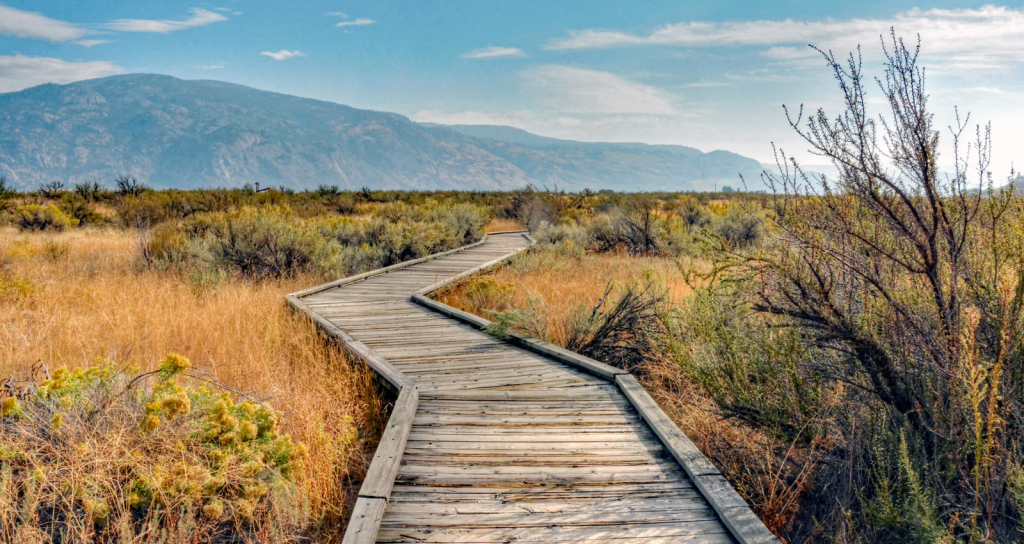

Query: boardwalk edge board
(288, 230), (779, 544)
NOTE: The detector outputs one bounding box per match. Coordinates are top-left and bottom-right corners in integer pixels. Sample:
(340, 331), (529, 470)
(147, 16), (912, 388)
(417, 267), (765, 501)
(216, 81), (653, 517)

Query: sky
(1, 0), (1023, 179)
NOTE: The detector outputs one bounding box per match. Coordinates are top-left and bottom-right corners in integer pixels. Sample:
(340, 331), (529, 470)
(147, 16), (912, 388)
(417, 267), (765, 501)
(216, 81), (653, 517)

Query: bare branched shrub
(73, 182), (105, 202)
(0, 177), (17, 200)
(115, 176), (146, 197)
(486, 281), (667, 371)
(563, 281), (667, 371)
(701, 32), (1024, 540)
(37, 181), (65, 199)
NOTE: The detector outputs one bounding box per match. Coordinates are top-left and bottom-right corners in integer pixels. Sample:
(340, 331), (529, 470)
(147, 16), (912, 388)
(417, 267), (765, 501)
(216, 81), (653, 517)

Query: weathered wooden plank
(410, 294), (626, 380)
(341, 497), (387, 544)
(358, 387), (419, 500)
(290, 233), (491, 298)
(285, 294), (414, 392)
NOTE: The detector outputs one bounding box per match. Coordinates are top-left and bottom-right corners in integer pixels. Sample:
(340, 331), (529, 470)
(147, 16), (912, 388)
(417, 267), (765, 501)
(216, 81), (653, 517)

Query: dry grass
(641, 359), (821, 536)
(0, 227), (383, 539)
(435, 250), (696, 346)
(483, 218), (523, 233)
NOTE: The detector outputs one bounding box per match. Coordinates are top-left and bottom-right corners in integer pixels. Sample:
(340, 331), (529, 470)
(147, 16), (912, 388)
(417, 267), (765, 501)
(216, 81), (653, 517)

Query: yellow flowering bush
(0, 354), (305, 541)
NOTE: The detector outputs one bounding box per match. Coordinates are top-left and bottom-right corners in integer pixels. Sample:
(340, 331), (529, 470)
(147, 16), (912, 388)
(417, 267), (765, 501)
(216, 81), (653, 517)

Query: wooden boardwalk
(287, 232), (777, 544)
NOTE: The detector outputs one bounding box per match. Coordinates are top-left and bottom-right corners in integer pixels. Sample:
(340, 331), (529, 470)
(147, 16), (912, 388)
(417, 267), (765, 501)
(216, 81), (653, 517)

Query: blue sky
(1, 1), (1023, 177)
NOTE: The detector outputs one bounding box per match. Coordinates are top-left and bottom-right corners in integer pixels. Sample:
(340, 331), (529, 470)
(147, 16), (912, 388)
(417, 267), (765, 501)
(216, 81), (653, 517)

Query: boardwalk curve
(287, 232), (778, 544)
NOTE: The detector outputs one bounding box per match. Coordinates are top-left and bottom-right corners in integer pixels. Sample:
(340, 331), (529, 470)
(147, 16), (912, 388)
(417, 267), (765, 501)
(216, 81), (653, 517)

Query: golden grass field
(0, 227), (383, 536)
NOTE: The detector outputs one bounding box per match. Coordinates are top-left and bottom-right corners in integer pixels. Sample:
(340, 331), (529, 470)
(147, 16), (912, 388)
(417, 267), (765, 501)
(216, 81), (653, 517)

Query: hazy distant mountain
(426, 124), (763, 192)
(0, 74), (762, 192)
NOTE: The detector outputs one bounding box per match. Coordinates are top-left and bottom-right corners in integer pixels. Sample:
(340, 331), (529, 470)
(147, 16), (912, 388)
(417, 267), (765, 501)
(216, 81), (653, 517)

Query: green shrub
(712, 206), (761, 247)
(59, 193), (107, 226)
(13, 204), (79, 231)
(533, 222), (591, 250)
(144, 201), (489, 280)
(114, 192), (175, 228)
(150, 205), (340, 279)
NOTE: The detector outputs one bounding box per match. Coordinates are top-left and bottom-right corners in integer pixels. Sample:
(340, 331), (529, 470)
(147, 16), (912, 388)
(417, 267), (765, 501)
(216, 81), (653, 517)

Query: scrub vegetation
(434, 36), (1024, 543)
(1, 34), (1021, 544)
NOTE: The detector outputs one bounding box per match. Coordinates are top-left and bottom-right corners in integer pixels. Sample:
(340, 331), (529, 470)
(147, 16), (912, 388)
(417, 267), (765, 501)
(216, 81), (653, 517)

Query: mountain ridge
(0, 74), (762, 191)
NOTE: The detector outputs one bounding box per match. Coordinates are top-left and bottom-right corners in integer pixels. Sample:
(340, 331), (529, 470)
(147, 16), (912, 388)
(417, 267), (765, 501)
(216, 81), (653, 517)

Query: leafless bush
(564, 281), (668, 370)
(702, 31), (1024, 540)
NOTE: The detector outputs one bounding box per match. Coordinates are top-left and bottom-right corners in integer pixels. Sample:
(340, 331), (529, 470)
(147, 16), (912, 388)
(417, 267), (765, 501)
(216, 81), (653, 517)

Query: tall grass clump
(0, 354), (304, 543)
(485, 279), (668, 372)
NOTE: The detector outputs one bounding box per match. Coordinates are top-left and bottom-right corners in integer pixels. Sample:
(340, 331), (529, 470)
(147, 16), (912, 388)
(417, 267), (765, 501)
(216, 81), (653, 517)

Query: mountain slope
(0, 74), (761, 191)
(428, 124), (761, 191)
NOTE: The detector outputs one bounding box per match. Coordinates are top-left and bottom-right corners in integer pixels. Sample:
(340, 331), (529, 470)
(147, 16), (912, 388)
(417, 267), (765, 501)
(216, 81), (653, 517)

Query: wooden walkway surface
(287, 232), (777, 544)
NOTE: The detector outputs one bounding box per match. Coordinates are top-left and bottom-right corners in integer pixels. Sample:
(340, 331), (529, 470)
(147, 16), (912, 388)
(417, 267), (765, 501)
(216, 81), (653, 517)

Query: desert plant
(0, 355), (305, 542)
(0, 177), (17, 200)
(37, 180), (65, 199)
(13, 204), (79, 231)
(702, 33), (1024, 539)
(315, 185), (340, 198)
(115, 176), (146, 197)
(620, 196), (665, 255)
(485, 280), (667, 371)
(463, 276), (516, 313)
(59, 193), (107, 226)
(73, 181), (105, 202)
(562, 281), (668, 370)
(713, 205), (761, 247)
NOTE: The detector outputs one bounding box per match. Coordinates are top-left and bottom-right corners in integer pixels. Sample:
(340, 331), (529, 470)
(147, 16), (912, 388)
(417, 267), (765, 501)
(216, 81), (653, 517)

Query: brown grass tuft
(483, 218), (524, 233)
(435, 249), (695, 346)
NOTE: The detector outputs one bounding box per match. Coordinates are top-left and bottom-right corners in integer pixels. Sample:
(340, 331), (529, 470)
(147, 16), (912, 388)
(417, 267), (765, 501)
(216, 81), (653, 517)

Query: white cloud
(103, 8), (227, 33)
(523, 65), (678, 115)
(328, 12), (348, 17)
(762, 46), (819, 61)
(0, 5), (86, 42)
(336, 18), (374, 27)
(545, 6), (1024, 71)
(0, 54), (123, 92)
(461, 46), (526, 59)
(75, 39), (111, 48)
(411, 110), (531, 128)
(199, 64), (225, 70)
(260, 50), (306, 61)
(682, 80), (729, 88)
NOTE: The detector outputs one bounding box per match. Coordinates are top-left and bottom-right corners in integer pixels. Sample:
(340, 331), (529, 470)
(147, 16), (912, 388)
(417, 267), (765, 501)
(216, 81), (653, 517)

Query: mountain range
(0, 74), (763, 192)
